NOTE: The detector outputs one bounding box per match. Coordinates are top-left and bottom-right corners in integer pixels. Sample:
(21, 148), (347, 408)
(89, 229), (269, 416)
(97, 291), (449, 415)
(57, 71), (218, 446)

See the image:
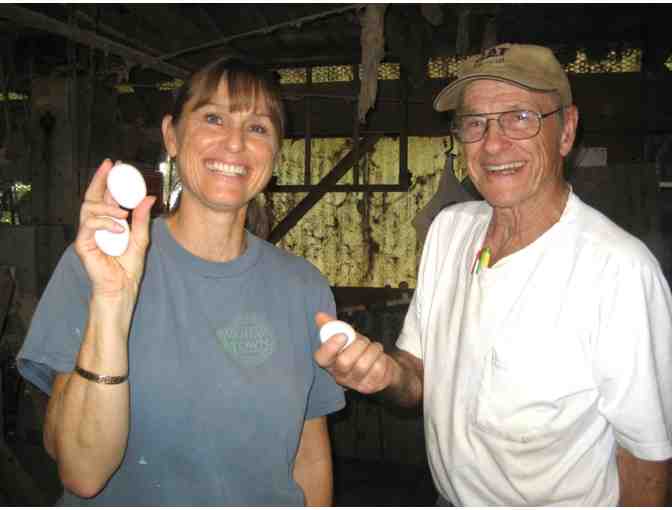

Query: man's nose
(481, 118), (510, 152)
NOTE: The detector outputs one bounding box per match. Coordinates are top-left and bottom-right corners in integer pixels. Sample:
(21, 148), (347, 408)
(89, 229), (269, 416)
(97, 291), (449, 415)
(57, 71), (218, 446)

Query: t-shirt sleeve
(16, 246), (91, 395)
(396, 207), (450, 360)
(304, 277), (345, 420)
(396, 291), (423, 359)
(594, 254), (672, 461)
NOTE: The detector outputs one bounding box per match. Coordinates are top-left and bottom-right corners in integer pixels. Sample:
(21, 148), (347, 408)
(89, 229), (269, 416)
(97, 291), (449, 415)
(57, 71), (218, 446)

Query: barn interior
(0, 3), (671, 505)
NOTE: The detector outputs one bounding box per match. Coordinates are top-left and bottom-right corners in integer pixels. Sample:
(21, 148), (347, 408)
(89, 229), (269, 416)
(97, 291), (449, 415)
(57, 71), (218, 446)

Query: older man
(315, 43), (672, 505)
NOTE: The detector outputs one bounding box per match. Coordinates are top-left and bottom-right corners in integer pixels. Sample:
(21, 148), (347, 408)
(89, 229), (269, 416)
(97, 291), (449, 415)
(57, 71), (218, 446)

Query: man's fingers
(315, 334), (390, 392)
(349, 342), (385, 381)
(312, 313), (391, 393)
(314, 311), (335, 329)
(314, 335), (347, 367)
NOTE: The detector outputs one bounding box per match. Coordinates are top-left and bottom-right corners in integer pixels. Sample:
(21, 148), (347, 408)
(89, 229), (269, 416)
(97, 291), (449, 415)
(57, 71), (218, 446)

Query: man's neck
(484, 180), (570, 265)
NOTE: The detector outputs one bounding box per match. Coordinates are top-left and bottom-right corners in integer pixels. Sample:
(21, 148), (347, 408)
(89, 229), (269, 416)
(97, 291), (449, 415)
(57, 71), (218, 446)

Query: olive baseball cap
(433, 43), (572, 112)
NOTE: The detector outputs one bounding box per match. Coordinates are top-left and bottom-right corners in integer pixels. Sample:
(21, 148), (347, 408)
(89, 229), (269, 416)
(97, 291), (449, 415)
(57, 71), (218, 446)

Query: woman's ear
(162, 115), (178, 158)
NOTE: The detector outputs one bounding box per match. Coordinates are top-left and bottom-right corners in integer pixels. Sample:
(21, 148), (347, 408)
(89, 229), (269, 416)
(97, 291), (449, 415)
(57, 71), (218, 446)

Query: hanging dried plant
(358, 4), (388, 123)
(456, 7), (471, 57)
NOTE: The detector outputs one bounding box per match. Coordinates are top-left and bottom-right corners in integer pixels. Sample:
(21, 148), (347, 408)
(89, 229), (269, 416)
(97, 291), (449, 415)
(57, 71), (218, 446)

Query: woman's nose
(224, 125), (244, 151)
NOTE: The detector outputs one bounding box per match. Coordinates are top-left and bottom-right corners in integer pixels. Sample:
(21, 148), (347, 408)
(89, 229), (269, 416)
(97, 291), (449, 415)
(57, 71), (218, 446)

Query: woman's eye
(248, 119), (274, 135)
(205, 113), (223, 125)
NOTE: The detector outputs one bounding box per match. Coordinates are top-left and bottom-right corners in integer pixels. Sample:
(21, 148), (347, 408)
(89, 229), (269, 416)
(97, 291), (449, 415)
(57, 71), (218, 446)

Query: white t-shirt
(397, 192), (672, 506)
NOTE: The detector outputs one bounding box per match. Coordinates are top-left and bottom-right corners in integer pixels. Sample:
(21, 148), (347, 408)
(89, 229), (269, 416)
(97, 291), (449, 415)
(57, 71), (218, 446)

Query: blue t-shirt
(17, 217), (345, 505)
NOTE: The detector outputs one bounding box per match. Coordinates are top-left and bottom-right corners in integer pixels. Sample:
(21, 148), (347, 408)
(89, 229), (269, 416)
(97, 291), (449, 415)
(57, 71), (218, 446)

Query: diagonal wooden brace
(268, 133), (383, 244)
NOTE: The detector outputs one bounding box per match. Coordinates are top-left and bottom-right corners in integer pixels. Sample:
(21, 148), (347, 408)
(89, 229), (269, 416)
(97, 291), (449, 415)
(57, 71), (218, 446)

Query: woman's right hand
(74, 159), (156, 299)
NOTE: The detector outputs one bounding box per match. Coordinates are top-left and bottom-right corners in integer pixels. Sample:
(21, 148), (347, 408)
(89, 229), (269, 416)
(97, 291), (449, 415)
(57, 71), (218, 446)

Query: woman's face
(162, 77), (279, 215)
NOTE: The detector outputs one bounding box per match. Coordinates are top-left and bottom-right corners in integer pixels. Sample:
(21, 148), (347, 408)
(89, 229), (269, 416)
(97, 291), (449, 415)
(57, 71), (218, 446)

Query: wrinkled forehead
(460, 79), (558, 112)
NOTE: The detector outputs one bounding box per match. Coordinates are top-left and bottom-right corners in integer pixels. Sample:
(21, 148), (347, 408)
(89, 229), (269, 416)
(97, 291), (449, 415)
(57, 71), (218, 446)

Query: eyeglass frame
(450, 106), (566, 144)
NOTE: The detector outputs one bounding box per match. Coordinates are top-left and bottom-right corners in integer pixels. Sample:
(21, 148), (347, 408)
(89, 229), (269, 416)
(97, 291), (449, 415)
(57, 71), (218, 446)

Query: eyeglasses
(451, 107), (565, 144)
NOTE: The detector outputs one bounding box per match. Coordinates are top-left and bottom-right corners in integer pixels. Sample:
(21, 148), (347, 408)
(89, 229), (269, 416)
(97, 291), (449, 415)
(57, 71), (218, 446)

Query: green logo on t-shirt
(215, 314), (275, 367)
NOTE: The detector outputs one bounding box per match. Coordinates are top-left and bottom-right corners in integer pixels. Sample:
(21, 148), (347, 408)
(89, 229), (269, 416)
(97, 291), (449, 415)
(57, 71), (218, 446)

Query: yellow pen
(473, 247), (491, 274)
(479, 247), (491, 271)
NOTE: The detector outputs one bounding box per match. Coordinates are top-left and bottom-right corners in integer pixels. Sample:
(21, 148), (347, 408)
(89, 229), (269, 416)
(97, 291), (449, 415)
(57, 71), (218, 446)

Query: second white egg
(94, 217), (130, 257)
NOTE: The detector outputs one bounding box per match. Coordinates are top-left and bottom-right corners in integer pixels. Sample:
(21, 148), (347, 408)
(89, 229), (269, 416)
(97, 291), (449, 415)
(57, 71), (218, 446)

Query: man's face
(459, 80), (577, 212)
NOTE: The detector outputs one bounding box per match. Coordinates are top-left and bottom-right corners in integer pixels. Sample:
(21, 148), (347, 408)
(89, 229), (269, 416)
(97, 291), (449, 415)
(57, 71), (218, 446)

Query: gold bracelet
(74, 365), (128, 385)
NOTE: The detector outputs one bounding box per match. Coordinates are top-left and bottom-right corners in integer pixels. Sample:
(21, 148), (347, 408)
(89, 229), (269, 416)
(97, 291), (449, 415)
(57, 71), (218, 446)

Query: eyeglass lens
(453, 110), (541, 143)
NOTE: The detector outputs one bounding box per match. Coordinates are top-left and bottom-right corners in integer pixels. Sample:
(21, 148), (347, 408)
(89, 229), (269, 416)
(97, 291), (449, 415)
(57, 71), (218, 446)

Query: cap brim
(433, 74), (557, 112)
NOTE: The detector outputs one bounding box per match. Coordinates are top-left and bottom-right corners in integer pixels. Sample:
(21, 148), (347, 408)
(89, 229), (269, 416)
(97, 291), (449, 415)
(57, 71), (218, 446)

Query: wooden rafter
(158, 4), (361, 61)
(268, 133), (382, 245)
(0, 5), (190, 78)
(194, 6), (225, 38)
(124, 5), (205, 51)
(70, 7), (166, 59)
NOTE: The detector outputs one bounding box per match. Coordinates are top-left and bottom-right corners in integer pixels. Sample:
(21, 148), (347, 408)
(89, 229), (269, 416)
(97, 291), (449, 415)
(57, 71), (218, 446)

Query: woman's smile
(204, 159), (248, 177)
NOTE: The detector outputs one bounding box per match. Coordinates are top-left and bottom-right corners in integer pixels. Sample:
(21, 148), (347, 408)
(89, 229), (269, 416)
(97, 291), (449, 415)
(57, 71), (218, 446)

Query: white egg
(107, 163), (147, 209)
(319, 320), (356, 350)
(94, 217), (130, 256)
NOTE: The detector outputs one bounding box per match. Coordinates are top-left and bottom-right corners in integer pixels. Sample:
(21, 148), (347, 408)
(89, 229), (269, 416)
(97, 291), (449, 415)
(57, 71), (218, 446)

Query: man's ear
(560, 105), (579, 157)
(162, 115), (178, 158)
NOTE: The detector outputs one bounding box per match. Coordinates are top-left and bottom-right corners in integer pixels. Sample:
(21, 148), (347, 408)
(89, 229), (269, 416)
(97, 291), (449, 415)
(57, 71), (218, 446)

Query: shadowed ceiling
(0, 3), (670, 90)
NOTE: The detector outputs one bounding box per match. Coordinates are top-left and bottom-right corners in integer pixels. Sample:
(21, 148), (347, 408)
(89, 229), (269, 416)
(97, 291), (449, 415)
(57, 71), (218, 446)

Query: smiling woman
(162, 58), (285, 248)
(16, 57), (345, 506)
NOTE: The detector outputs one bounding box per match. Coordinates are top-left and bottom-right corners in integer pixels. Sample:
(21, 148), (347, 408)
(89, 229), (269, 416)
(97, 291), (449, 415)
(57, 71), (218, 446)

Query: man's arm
(376, 349), (424, 408)
(617, 446), (670, 506)
(293, 416), (333, 506)
(313, 312), (424, 408)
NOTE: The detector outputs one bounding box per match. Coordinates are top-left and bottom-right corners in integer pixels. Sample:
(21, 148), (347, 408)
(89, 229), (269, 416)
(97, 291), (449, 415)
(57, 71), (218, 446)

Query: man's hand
(314, 312), (399, 395)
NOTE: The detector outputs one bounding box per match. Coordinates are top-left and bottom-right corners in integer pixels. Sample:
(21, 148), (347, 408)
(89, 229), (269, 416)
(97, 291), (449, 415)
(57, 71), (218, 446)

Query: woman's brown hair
(170, 57), (285, 147)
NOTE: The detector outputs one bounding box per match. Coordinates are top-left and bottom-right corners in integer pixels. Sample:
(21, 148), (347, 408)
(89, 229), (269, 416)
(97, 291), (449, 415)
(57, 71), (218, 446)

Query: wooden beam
(0, 266), (15, 336)
(268, 133), (382, 244)
(332, 286), (413, 309)
(124, 5), (205, 51)
(159, 4), (361, 61)
(266, 183), (409, 193)
(70, 7), (168, 60)
(195, 6), (225, 37)
(250, 5), (270, 29)
(0, 5), (190, 78)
